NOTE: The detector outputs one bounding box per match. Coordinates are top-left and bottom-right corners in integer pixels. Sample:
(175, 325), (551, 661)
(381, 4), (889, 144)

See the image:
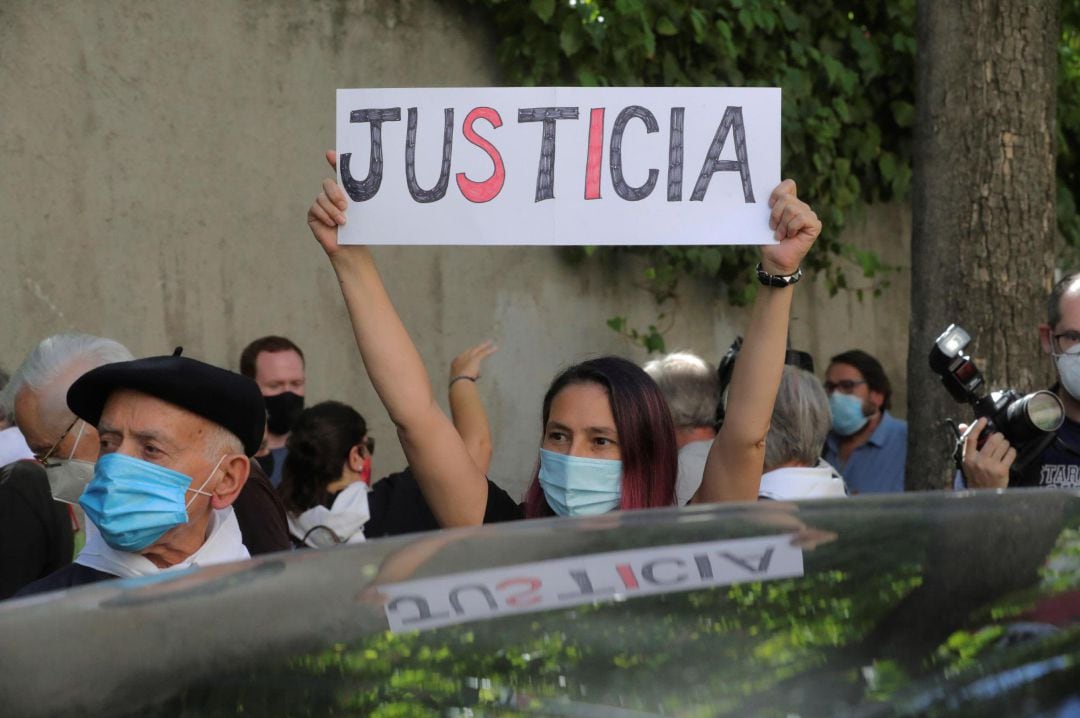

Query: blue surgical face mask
(79, 452), (224, 552)
(538, 448), (622, 517)
(829, 392), (870, 437)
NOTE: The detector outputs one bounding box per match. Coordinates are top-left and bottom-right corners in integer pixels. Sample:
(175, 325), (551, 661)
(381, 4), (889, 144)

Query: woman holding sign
(307, 151), (820, 526)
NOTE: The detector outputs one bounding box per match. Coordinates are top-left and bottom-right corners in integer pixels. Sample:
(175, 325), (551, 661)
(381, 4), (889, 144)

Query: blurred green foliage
(462, 0), (1080, 351)
(168, 504), (1080, 717)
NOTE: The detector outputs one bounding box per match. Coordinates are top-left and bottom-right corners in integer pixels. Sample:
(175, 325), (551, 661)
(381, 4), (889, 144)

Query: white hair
(0, 333), (133, 435)
(202, 422), (245, 462)
(763, 366), (832, 471)
(642, 351), (719, 429)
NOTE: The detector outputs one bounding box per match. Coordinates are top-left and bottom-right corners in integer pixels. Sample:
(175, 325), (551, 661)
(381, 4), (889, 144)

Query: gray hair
(202, 422), (245, 462)
(763, 366), (832, 471)
(642, 351), (719, 429)
(0, 333), (134, 435)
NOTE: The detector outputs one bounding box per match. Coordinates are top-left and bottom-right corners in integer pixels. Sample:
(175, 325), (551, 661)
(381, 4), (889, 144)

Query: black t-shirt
(364, 468), (523, 539)
(1017, 415), (1080, 488)
(0, 461), (75, 599)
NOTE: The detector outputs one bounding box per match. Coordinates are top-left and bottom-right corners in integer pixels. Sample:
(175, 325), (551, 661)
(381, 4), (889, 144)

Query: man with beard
(822, 350), (908, 493)
(240, 336), (306, 487)
(961, 274), (1080, 489)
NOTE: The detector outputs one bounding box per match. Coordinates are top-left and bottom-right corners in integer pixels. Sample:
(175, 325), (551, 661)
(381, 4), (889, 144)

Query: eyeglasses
(33, 417), (80, 466)
(824, 379), (867, 394)
(1052, 330), (1080, 356)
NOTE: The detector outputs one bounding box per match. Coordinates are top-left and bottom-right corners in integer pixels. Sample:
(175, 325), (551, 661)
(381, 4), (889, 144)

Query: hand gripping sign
(336, 87), (781, 246)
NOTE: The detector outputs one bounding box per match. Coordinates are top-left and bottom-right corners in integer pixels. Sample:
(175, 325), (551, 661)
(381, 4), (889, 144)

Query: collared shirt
(758, 461), (848, 501)
(823, 411), (908, 494)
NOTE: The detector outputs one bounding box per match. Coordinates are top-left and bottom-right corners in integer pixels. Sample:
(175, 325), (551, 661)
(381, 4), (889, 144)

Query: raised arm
(448, 340), (498, 476)
(307, 151), (489, 527)
(692, 180), (821, 504)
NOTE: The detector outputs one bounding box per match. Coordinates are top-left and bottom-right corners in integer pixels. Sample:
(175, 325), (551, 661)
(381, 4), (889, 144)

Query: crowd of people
(0, 151), (1076, 601)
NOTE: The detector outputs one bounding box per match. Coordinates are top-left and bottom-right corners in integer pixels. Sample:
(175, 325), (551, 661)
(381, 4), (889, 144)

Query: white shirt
(0, 426), (33, 467)
(757, 461), (848, 501)
(76, 507), (250, 578)
(288, 481), (370, 548)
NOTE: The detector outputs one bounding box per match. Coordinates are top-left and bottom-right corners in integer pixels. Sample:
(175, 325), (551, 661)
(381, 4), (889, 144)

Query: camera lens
(1025, 390), (1065, 432)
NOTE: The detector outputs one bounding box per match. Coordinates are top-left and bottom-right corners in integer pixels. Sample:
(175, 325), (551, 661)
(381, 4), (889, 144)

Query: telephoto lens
(1000, 389), (1065, 443)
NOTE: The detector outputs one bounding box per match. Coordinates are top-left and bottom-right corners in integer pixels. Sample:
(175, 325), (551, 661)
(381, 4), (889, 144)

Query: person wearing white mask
(961, 273), (1080, 489)
(0, 334), (134, 598)
(2, 334), (134, 505)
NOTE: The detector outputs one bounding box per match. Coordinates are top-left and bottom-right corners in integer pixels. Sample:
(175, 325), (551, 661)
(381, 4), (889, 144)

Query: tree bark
(908, 0), (1060, 490)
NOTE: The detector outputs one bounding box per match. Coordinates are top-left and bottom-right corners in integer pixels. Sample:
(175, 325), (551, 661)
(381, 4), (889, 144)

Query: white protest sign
(336, 87), (780, 246)
(379, 533), (803, 633)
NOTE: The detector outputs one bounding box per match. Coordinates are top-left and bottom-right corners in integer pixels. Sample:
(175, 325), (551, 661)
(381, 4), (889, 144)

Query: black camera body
(929, 324), (1064, 482)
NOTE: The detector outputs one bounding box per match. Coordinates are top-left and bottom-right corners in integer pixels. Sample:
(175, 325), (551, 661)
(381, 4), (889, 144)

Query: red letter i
(584, 107), (605, 200)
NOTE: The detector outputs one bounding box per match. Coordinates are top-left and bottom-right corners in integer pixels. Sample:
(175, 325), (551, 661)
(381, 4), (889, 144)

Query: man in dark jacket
(0, 461), (72, 598)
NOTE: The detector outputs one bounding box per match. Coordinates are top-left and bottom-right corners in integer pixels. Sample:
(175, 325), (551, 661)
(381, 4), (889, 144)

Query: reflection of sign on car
(380, 533), (803, 632)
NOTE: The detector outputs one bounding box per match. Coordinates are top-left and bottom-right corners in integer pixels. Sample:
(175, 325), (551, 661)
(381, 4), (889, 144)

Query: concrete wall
(0, 0), (911, 498)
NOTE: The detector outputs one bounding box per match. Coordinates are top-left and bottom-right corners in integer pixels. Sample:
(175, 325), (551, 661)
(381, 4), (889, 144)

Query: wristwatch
(755, 262), (803, 287)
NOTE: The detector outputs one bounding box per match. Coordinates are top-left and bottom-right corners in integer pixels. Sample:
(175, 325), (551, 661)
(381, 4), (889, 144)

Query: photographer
(961, 273), (1080, 489)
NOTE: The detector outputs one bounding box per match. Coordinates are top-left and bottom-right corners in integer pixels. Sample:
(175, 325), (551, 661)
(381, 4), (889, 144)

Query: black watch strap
(756, 262), (803, 287)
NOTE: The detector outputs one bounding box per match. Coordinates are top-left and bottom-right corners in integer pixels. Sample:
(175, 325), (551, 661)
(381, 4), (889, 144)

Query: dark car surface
(2, 490), (1079, 717)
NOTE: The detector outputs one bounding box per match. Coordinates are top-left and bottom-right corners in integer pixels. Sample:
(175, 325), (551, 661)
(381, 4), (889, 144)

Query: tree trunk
(907, 0), (1060, 490)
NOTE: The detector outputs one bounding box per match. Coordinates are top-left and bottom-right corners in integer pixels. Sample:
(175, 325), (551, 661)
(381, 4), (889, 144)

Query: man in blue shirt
(822, 350), (908, 493)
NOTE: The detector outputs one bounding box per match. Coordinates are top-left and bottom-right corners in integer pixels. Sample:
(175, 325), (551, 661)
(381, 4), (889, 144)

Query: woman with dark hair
(520, 357), (678, 518)
(279, 401), (372, 547)
(306, 151), (820, 525)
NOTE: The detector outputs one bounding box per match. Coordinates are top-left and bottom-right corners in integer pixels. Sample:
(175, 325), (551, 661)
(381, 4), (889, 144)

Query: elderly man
(757, 366), (847, 500)
(0, 334), (134, 598)
(642, 352), (721, 506)
(16, 351), (267, 595)
(673, 365), (847, 502)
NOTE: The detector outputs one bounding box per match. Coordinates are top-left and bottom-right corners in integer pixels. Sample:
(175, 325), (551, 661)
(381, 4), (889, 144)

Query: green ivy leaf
(530, 0), (555, 23)
(879, 152), (898, 182)
(890, 100), (915, 128)
(688, 8), (708, 41)
(657, 16), (678, 36)
(561, 16), (584, 56)
(641, 24), (656, 58)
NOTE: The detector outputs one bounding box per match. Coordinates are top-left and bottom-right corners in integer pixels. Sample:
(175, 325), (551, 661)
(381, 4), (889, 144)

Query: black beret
(67, 351), (266, 456)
